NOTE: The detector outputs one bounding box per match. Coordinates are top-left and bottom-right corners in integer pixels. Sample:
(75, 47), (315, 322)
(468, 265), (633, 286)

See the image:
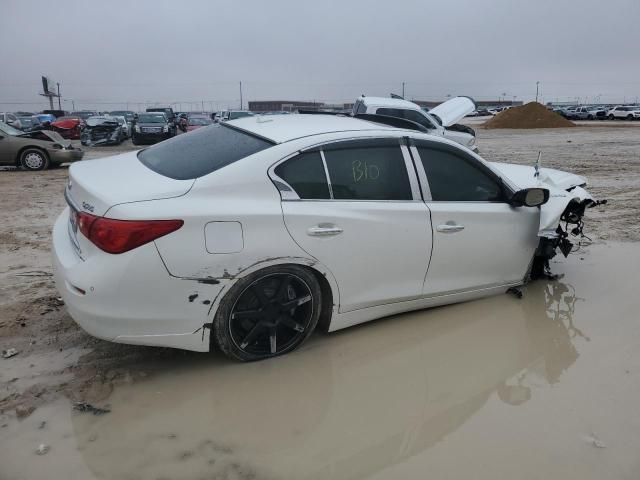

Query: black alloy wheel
(213, 266), (321, 361)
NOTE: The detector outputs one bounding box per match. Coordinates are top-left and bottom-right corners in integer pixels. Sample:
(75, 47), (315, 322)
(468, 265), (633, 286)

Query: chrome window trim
(319, 149), (335, 199)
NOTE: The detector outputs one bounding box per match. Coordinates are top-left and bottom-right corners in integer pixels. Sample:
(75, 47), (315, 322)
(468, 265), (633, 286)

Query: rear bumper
(52, 208), (226, 352)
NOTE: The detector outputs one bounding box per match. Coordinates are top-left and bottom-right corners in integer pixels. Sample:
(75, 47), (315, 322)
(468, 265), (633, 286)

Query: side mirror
(510, 188), (549, 207)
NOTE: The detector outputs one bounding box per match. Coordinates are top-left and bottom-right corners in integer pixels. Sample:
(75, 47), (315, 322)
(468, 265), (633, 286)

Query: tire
(131, 136), (138, 145)
(626, 114), (633, 121)
(587, 114), (593, 120)
(19, 148), (49, 171)
(608, 114), (615, 120)
(212, 265), (322, 361)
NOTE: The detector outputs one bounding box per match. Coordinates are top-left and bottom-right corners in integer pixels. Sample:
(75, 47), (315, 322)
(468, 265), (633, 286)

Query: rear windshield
(138, 123), (274, 180)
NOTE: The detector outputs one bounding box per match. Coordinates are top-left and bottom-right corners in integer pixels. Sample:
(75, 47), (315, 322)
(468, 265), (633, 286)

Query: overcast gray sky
(1, 0), (639, 111)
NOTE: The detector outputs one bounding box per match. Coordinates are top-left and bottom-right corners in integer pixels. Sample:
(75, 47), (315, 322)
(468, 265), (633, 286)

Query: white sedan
(53, 114), (597, 361)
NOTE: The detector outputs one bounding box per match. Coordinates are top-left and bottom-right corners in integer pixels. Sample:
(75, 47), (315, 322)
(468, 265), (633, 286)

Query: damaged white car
(52, 114), (602, 361)
(353, 95), (479, 152)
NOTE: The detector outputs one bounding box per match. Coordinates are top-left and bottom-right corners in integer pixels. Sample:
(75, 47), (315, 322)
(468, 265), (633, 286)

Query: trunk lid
(428, 96), (477, 127)
(66, 151), (194, 217)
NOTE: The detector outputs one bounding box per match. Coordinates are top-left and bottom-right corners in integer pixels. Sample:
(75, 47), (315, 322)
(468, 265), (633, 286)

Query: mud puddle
(2, 242), (640, 480)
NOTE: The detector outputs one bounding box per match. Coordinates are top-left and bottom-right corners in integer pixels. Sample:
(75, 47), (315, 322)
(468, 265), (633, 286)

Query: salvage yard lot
(1, 124), (640, 479)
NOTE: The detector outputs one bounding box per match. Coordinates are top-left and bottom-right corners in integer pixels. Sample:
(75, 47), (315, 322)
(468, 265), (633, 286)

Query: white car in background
(606, 106), (640, 120)
(352, 96), (479, 152)
(53, 115), (598, 361)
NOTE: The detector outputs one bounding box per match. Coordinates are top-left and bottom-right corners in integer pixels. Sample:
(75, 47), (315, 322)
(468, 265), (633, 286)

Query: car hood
(489, 162), (586, 190)
(428, 96), (477, 127)
(489, 162), (593, 238)
(18, 130), (71, 147)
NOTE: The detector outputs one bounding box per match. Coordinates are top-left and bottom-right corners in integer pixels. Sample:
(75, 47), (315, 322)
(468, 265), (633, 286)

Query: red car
(50, 116), (84, 140)
(186, 115), (212, 131)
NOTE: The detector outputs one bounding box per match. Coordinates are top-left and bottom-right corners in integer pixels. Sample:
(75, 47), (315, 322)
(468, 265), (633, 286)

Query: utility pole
(239, 81), (243, 110)
(535, 81), (540, 103)
(56, 82), (62, 110)
(402, 82), (405, 98)
(201, 100), (205, 112)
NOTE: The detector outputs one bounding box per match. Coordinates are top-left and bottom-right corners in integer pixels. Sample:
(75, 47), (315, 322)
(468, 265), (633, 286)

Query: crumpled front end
(81, 124), (122, 146)
(489, 162), (607, 277)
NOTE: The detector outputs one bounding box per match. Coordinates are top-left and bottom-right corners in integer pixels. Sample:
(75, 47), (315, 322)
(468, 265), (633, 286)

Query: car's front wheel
(212, 265), (322, 361)
(608, 114), (615, 120)
(19, 148), (49, 171)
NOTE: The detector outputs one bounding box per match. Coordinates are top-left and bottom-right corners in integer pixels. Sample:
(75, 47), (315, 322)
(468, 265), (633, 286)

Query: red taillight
(76, 211), (183, 254)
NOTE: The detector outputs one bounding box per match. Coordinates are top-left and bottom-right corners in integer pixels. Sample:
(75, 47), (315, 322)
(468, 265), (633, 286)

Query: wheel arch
(207, 257), (340, 343)
(16, 145), (49, 167)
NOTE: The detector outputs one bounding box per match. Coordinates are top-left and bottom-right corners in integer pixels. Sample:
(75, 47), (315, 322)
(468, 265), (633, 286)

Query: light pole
(535, 81), (540, 103)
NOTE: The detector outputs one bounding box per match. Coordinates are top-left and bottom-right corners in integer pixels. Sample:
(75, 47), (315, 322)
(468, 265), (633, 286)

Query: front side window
(323, 141), (412, 200)
(274, 151), (330, 199)
(417, 145), (505, 202)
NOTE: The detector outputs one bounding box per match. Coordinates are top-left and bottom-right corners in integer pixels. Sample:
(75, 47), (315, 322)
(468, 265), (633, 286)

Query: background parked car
(50, 116), (84, 140)
(41, 109), (68, 119)
(71, 111), (99, 121)
(607, 106), (640, 120)
(146, 107), (177, 136)
(132, 112), (172, 145)
(0, 112), (23, 130)
(81, 116), (127, 146)
(109, 110), (136, 124)
(0, 121), (83, 170)
(218, 110), (255, 121)
(16, 115), (40, 131)
(186, 114), (212, 131)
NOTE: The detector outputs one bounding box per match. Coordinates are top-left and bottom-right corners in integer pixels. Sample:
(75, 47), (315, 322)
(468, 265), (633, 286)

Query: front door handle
(436, 224), (465, 233)
(308, 224), (343, 237)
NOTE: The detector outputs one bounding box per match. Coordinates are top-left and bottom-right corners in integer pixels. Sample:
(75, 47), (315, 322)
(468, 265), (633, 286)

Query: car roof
(228, 113), (398, 143)
(359, 96), (422, 110)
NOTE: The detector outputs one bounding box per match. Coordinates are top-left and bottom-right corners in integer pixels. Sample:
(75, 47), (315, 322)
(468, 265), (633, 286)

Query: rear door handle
(436, 224), (465, 233)
(307, 225), (343, 237)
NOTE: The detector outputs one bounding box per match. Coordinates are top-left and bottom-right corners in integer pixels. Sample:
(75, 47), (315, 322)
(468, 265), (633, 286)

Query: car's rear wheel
(212, 265), (321, 361)
(19, 148), (49, 171)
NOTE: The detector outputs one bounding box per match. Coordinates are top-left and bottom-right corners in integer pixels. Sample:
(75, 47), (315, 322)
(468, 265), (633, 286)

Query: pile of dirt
(484, 102), (575, 129)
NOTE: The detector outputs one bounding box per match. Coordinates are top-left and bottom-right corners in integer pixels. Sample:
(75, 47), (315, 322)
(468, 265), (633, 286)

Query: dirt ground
(1, 126), (639, 479)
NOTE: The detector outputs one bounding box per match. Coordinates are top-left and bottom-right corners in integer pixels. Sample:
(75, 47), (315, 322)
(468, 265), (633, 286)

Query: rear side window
(274, 151), (330, 199)
(417, 145), (504, 202)
(138, 124), (273, 180)
(323, 142), (412, 200)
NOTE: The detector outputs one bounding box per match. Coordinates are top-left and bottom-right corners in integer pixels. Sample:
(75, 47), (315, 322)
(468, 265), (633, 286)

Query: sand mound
(484, 102), (575, 129)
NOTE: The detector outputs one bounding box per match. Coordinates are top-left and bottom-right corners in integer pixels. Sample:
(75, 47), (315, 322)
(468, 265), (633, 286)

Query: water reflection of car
(69, 278), (583, 480)
(0, 121), (84, 170)
(80, 116), (127, 146)
(131, 112), (172, 145)
(186, 114), (212, 131)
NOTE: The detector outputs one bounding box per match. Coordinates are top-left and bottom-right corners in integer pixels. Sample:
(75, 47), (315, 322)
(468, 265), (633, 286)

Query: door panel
(425, 203), (539, 295)
(282, 201), (432, 312)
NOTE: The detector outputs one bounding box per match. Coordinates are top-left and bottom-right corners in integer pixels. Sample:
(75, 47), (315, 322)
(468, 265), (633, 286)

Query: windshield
(18, 117), (33, 127)
(138, 123), (274, 180)
(0, 121), (24, 136)
(138, 113), (166, 123)
(189, 117), (212, 126)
